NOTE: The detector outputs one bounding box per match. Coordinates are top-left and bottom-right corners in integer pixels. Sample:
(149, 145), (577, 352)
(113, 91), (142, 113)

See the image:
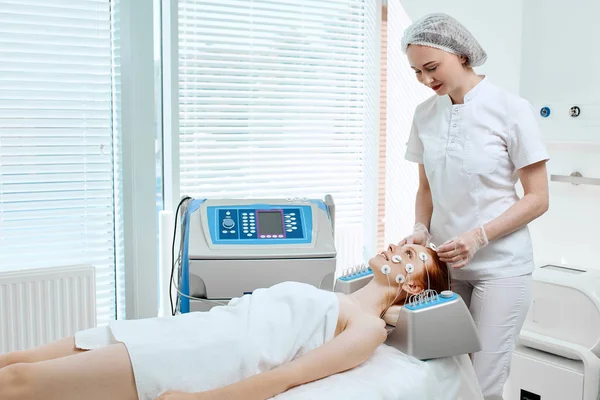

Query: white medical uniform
(405, 76), (549, 399)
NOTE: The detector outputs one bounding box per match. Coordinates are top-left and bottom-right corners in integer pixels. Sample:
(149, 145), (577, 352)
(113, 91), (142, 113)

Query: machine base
(185, 257), (336, 312)
(504, 344), (585, 400)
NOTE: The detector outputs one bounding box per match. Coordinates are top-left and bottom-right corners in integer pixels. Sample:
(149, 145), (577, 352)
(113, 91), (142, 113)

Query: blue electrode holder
(404, 291), (458, 311)
(338, 267), (373, 282)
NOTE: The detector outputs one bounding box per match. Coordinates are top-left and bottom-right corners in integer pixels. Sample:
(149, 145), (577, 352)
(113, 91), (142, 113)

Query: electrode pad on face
(392, 255), (402, 264)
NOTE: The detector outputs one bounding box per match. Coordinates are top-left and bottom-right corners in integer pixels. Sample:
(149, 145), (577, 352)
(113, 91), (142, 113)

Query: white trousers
(451, 273), (532, 400)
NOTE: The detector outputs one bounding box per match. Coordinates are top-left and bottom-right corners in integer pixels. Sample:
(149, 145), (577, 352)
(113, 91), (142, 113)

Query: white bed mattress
(274, 344), (483, 400)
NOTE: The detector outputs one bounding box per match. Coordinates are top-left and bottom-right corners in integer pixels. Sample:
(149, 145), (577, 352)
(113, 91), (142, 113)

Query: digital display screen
(257, 211), (284, 236)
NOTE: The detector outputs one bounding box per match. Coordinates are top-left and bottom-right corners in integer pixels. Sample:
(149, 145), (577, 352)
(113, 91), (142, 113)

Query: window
(382, 0), (432, 245)
(173, 0), (380, 269)
(0, 0), (122, 326)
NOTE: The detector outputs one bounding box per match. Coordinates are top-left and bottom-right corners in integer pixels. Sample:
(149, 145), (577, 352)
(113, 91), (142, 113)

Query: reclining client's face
(368, 244), (449, 297)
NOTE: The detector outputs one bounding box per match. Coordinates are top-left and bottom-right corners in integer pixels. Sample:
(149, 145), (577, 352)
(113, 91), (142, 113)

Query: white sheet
(77, 282), (340, 400)
(274, 344), (484, 400)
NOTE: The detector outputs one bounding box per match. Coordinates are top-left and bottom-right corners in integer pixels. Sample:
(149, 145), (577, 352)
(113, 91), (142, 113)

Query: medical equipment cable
(429, 241), (452, 292)
(174, 198), (191, 313)
(405, 250), (443, 307)
(379, 260), (406, 321)
(175, 198), (192, 312)
(169, 197), (247, 311)
(419, 252), (439, 304)
(382, 283), (404, 321)
(379, 270), (393, 318)
(172, 281), (229, 306)
(170, 196), (191, 316)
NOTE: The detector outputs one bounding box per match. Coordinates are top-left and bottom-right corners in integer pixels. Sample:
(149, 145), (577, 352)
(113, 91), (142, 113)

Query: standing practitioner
(396, 13), (550, 399)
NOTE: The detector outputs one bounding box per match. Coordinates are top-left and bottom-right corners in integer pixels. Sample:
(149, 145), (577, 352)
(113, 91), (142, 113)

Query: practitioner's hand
(436, 226), (488, 269)
(397, 222), (432, 247)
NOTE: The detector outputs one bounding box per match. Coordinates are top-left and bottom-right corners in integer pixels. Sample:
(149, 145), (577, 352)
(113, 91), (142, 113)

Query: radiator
(0, 264), (96, 353)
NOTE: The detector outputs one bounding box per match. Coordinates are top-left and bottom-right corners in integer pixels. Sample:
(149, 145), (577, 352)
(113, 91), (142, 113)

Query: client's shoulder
(336, 295), (386, 328)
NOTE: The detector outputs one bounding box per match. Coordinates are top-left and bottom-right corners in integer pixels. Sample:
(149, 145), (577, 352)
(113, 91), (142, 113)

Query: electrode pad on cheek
(381, 264), (391, 275)
(405, 264), (415, 274)
(395, 274), (405, 284)
(392, 255), (402, 264)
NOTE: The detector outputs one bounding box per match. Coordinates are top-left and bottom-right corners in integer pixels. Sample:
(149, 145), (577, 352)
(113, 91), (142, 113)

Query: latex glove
(437, 226), (489, 268)
(397, 222), (433, 247)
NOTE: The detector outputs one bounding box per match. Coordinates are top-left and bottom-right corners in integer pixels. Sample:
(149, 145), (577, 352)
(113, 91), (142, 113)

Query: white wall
(520, 0), (600, 272)
(399, 0), (524, 94)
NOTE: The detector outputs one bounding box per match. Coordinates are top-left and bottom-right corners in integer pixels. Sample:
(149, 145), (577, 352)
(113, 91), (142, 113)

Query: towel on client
(75, 282), (339, 400)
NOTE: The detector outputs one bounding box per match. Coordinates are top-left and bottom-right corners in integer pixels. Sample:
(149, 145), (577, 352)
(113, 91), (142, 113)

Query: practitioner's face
(368, 244), (431, 295)
(406, 44), (468, 97)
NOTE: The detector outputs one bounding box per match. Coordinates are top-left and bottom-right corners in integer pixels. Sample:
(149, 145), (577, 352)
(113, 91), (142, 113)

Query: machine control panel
(208, 205), (313, 245)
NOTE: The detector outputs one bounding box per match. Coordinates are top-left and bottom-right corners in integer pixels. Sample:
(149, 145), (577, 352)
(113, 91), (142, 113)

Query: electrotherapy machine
(175, 196), (337, 313)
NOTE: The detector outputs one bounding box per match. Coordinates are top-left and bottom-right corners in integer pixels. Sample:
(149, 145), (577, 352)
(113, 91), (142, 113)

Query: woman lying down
(0, 243), (449, 400)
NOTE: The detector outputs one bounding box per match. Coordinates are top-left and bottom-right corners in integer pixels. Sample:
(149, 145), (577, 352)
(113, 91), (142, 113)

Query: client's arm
(176, 315), (386, 400)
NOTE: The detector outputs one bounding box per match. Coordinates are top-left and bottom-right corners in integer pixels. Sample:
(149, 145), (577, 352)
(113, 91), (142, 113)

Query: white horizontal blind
(384, 0), (430, 245)
(0, 0), (119, 326)
(177, 0), (379, 269)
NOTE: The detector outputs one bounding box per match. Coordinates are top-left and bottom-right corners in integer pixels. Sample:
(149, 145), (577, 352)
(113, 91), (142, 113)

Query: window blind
(177, 0), (379, 269)
(384, 0), (430, 245)
(0, 0), (120, 326)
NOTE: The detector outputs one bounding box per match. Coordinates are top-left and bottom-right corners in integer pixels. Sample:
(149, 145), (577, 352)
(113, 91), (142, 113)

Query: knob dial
(222, 218), (235, 229)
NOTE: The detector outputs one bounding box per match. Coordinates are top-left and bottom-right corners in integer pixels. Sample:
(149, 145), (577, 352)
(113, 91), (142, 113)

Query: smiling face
(368, 243), (449, 297)
(406, 44), (469, 97)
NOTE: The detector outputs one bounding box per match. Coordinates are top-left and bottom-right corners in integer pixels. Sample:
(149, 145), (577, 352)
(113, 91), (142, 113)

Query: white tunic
(405, 77), (549, 280)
